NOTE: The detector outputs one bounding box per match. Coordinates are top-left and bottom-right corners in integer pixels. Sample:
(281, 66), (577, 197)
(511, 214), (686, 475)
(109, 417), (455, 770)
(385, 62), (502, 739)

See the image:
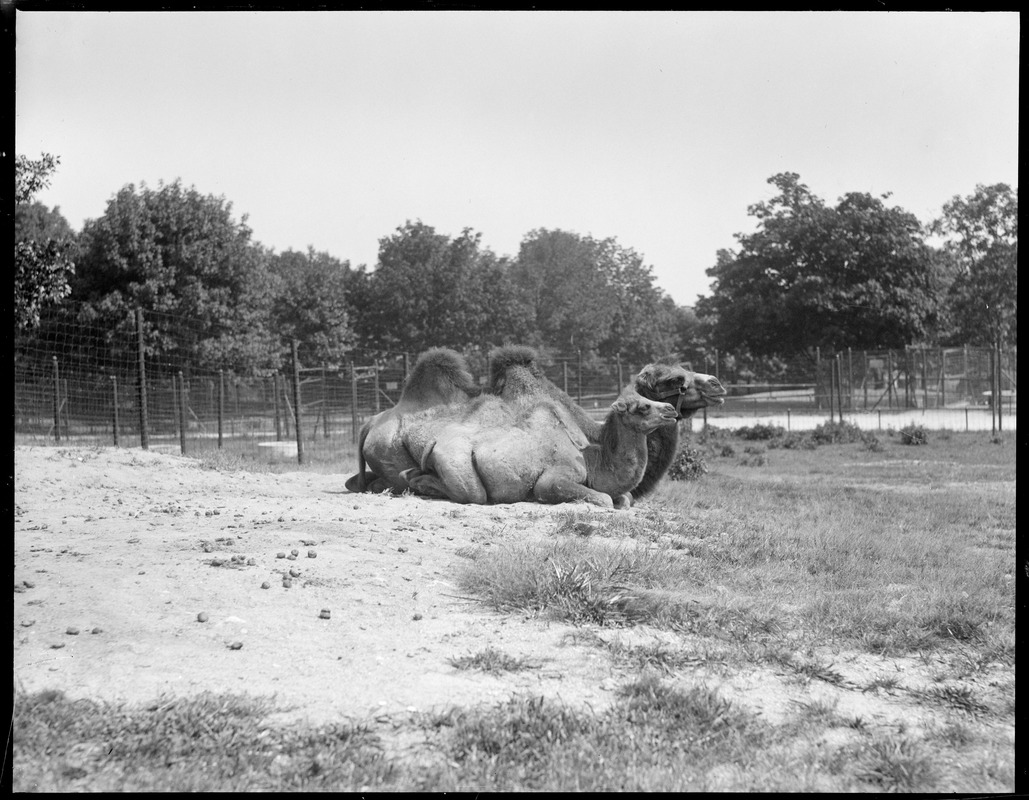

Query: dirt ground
(12, 444), (1015, 782)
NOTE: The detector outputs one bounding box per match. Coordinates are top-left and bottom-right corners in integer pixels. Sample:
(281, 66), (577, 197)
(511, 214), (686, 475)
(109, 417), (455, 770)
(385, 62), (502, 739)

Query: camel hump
(402, 348), (477, 404)
(488, 345), (545, 387)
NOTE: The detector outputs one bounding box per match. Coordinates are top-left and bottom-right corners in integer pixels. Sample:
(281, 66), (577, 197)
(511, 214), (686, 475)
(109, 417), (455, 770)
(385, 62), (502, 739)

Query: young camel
(400, 384), (678, 509)
(344, 348), (478, 494)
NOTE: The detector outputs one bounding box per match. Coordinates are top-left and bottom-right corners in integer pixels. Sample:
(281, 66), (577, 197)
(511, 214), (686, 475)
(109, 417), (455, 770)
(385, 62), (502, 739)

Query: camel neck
(587, 413), (649, 496)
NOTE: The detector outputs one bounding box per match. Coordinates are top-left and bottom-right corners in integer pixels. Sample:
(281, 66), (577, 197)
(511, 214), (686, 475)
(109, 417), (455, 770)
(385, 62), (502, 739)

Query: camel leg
(345, 471), (379, 493)
(399, 468), (451, 500)
(612, 492), (633, 510)
(534, 469), (614, 509)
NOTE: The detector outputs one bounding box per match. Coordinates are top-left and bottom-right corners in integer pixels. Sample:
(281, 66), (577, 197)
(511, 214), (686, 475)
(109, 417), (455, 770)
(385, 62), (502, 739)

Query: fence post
(273, 373), (283, 440)
(616, 353), (623, 389)
(577, 349), (582, 404)
(350, 360), (359, 444)
(828, 354), (836, 422)
(111, 375), (119, 446)
(217, 370), (225, 449)
(863, 351), (868, 410)
(995, 342), (1003, 433)
(921, 346), (929, 409)
(322, 365), (330, 439)
(847, 348), (853, 410)
(815, 347), (821, 410)
(177, 371), (187, 454)
(136, 307), (149, 450)
(292, 339), (305, 464)
(836, 355), (844, 424)
(51, 356), (61, 443)
(886, 350), (894, 409)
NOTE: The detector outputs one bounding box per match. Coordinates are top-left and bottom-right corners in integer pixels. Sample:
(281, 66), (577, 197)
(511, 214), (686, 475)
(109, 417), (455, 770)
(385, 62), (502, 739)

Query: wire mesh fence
(15, 303), (1017, 465)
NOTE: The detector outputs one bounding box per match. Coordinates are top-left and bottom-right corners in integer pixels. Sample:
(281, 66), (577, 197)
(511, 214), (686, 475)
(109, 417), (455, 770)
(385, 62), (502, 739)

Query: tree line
(15, 155), (1017, 379)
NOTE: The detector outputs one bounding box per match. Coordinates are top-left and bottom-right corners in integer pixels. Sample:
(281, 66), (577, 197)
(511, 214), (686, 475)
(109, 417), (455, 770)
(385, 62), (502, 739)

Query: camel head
(610, 389), (679, 434)
(635, 363), (727, 419)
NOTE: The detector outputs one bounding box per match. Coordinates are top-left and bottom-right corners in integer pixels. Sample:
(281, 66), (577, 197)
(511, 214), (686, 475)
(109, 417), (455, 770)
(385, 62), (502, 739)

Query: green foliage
(269, 247), (360, 367)
(72, 180), (279, 373)
(697, 173), (939, 356)
(899, 424), (929, 445)
(510, 229), (679, 360)
(360, 221), (532, 352)
(667, 444), (709, 481)
(14, 154), (76, 330)
(808, 420), (867, 445)
(734, 423), (786, 441)
(930, 183), (1017, 347)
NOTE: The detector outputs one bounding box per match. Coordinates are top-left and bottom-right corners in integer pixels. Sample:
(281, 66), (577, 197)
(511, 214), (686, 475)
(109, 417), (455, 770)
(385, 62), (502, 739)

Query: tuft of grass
(914, 684), (991, 716)
(861, 673), (901, 694)
(791, 697), (841, 726)
(426, 678), (766, 791)
(448, 647), (541, 675)
(455, 537), (701, 628)
(854, 734), (936, 792)
(13, 690), (393, 792)
(604, 641), (706, 674)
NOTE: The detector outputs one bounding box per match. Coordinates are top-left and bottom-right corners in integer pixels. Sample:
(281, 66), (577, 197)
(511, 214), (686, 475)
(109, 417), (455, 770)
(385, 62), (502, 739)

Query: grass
(448, 647), (542, 675)
(12, 690), (395, 792)
(14, 429), (1014, 792)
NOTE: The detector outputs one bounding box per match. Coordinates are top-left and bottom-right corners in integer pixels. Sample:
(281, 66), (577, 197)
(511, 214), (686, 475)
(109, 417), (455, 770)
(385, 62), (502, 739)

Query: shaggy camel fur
(400, 383), (678, 508)
(343, 348), (478, 494)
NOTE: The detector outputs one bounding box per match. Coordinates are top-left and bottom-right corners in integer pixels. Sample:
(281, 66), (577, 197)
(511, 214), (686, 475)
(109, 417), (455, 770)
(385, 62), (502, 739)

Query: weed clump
(809, 420), (866, 445)
(668, 445), (708, 481)
(899, 424), (929, 445)
(733, 424), (786, 441)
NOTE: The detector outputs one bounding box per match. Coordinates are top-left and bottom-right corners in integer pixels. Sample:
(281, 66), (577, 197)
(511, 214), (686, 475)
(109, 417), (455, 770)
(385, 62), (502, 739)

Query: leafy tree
(269, 247), (359, 368)
(510, 229), (620, 354)
(598, 241), (679, 363)
(696, 173), (939, 357)
(359, 221), (531, 353)
(72, 180), (279, 374)
(930, 183), (1017, 346)
(15, 154), (76, 330)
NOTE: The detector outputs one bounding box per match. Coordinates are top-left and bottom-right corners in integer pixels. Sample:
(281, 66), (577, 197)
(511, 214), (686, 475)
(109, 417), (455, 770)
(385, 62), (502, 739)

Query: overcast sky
(15, 10), (1019, 307)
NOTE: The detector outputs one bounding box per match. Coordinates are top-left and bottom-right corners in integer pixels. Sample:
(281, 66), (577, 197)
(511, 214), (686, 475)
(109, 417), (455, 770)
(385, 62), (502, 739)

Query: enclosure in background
(15, 304), (1017, 464)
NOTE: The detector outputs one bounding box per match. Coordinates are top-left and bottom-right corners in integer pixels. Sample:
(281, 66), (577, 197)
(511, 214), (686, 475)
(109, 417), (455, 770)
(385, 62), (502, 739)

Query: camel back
(489, 345), (600, 436)
(401, 348), (478, 406)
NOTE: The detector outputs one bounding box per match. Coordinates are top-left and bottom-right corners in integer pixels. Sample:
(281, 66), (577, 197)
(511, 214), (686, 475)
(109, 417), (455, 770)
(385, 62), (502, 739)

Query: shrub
(899, 424), (929, 445)
(780, 432), (817, 450)
(810, 420), (866, 445)
(733, 423), (786, 441)
(668, 445), (708, 481)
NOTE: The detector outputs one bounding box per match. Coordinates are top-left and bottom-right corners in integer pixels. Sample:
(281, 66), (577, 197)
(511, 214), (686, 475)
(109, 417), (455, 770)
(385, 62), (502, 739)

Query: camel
(486, 346), (727, 501)
(400, 383), (679, 509)
(343, 348), (478, 494)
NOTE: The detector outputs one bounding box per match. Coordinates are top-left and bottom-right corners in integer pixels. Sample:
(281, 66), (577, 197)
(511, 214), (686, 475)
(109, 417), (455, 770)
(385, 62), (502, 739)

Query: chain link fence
(15, 303), (1017, 464)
